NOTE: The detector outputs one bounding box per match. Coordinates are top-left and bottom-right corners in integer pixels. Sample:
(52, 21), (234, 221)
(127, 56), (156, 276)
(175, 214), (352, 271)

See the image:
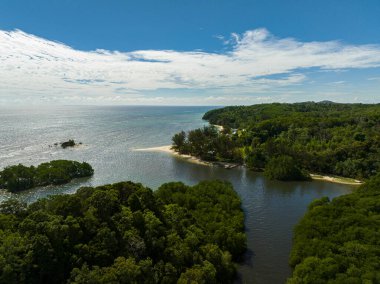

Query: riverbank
(134, 145), (363, 185)
(309, 174), (363, 186)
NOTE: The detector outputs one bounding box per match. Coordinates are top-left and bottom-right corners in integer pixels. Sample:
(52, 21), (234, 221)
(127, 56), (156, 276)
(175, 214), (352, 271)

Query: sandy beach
(310, 174), (363, 185)
(133, 145), (211, 166)
(212, 124), (224, 131)
(134, 145), (364, 185)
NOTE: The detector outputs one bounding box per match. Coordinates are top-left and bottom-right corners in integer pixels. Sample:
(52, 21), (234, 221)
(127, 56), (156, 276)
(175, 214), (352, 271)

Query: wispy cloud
(327, 81), (346, 85)
(1, 28), (380, 104)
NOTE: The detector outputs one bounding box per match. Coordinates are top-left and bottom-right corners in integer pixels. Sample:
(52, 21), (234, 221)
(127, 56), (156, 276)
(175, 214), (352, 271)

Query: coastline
(309, 174), (363, 186)
(133, 145), (212, 166)
(212, 124), (224, 131)
(134, 145), (364, 185)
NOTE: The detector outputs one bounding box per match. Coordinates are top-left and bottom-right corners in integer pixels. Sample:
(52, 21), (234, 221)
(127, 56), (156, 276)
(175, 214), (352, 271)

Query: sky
(0, 0), (380, 106)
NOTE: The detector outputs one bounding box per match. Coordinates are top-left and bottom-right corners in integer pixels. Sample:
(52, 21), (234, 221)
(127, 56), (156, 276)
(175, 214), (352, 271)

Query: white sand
(310, 174), (363, 185)
(212, 124), (224, 131)
(133, 145), (211, 166)
(134, 145), (174, 153)
(133, 146), (363, 185)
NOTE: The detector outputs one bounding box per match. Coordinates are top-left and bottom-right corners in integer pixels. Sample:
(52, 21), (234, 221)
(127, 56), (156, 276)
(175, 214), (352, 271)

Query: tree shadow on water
(235, 248), (255, 283)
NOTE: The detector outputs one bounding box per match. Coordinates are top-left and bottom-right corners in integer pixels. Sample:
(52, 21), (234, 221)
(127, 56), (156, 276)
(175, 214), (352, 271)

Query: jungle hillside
(172, 102), (380, 181)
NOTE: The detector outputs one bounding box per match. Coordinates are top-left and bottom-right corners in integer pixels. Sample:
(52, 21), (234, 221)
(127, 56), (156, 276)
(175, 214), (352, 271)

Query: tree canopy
(61, 140), (76, 148)
(264, 155), (311, 181)
(172, 102), (380, 181)
(288, 173), (380, 283)
(0, 160), (94, 192)
(0, 180), (246, 283)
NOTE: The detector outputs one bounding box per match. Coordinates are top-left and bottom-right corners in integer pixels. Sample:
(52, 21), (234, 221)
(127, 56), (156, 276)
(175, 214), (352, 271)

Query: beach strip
(134, 145), (364, 185)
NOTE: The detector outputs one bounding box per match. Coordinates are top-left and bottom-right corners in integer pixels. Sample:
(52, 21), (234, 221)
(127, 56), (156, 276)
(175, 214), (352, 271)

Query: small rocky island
(60, 139), (82, 148)
(0, 160), (94, 192)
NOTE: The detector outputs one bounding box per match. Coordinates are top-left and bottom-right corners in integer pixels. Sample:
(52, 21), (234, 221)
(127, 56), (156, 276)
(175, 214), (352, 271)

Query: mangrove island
(0, 160), (94, 192)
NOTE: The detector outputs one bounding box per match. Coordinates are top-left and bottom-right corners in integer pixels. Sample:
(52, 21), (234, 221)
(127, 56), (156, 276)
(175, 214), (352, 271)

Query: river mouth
(0, 105), (354, 283)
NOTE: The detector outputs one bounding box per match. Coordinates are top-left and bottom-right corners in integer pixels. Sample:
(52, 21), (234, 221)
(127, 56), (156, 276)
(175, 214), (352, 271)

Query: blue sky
(0, 0), (379, 105)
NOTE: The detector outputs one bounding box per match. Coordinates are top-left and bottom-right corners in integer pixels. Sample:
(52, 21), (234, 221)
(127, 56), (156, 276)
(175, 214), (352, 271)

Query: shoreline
(133, 145), (212, 166)
(212, 124), (224, 131)
(309, 174), (363, 186)
(134, 145), (364, 185)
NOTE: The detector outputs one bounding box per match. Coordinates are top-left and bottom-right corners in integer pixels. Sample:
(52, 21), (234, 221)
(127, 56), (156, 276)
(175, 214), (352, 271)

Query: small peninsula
(289, 173), (380, 283)
(172, 102), (379, 182)
(0, 160), (94, 192)
(0, 180), (246, 283)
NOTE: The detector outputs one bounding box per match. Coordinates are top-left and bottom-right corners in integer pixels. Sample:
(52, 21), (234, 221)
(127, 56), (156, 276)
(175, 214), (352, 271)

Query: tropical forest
(0, 180), (246, 283)
(172, 102), (380, 181)
(0, 160), (94, 193)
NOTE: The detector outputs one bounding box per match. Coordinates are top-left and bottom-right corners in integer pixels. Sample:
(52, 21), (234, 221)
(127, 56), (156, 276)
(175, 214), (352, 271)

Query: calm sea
(0, 106), (353, 283)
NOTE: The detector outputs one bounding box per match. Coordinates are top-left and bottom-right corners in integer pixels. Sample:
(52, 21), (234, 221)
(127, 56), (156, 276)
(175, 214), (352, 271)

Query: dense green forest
(0, 180), (246, 283)
(0, 160), (94, 192)
(172, 102), (380, 181)
(288, 173), (380, 283)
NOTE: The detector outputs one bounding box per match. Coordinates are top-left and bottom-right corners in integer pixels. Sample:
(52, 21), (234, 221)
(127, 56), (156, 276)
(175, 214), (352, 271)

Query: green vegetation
(171, 127), (242, 163)
(0, 160), (94, 192)
(264, 155), (311, 181)
(61, 139), (76, 148)
(172, 102), (380, 181)
(0, 180), (246, 283)
(288, 173), (380, 283)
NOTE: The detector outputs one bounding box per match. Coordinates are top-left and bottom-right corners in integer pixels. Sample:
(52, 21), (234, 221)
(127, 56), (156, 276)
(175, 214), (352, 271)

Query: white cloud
(368, 77), (380, 81)
(327, 81), (346, 85)
(1, 28), (380, 105)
